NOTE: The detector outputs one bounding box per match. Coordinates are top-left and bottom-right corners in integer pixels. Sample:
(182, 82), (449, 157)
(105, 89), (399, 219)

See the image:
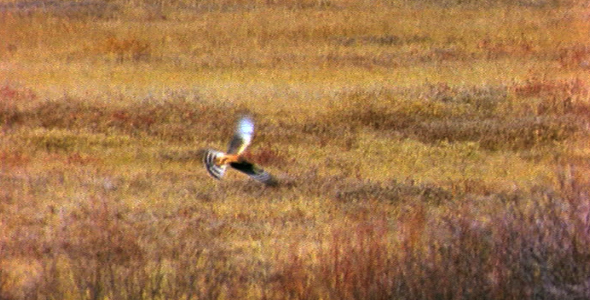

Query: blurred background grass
(1, 0), (590, 298)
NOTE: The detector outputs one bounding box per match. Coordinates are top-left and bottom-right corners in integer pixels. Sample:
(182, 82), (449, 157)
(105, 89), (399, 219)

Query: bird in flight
(202, 116), (277, 186)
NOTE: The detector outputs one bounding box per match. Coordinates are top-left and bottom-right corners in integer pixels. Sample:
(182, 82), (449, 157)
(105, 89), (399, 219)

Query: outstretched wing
(227, 116), (254, 155)
(230, 159), (277, 186)
(203, 149), (227, 180)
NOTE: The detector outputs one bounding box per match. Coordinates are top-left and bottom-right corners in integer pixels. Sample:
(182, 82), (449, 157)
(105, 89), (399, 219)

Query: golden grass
(1, 0), (590, 298)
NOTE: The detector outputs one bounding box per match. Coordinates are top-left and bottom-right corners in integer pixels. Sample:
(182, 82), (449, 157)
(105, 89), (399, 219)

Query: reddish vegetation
(1, 0), (588, 298)
(276, 171), (590, 299)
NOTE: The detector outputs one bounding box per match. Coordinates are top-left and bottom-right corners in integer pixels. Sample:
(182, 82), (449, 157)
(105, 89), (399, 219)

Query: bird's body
(203, 116), (277, 186)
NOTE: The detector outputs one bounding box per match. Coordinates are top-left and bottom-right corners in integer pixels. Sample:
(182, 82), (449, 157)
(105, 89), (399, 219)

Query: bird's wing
(227, 116), (254, 155)
(230, 159), (277, 186)
(203, 149), (227, 180)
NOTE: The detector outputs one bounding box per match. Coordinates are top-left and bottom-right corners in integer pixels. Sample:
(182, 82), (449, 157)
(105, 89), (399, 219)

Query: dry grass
(274, 168), (590, 300)
(1, 0), (589, 299)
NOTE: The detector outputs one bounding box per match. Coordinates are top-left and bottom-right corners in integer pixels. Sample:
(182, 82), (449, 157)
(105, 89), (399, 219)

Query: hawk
(203, 116), (277, 186)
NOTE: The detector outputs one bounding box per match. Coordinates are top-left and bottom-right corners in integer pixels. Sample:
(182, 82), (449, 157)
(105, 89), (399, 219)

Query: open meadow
(1, 0), (590, 298)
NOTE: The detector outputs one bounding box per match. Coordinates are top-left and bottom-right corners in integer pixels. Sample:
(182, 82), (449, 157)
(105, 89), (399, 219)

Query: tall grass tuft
(274, 170), (590, 299)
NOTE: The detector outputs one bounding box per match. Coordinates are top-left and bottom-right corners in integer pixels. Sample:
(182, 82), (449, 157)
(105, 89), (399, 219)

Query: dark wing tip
(229, 160), (278, 186)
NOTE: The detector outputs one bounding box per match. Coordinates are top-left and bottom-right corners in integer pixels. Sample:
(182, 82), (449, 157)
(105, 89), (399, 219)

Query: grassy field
(1, 0), (590, 298)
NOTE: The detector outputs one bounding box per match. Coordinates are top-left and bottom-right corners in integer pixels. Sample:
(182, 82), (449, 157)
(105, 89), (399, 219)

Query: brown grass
(275, 170), (590, 299)
(1, 0), (589, 299)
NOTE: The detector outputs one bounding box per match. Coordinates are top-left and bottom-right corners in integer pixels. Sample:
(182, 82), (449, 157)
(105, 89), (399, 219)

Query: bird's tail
(203, 149), (227, 180)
